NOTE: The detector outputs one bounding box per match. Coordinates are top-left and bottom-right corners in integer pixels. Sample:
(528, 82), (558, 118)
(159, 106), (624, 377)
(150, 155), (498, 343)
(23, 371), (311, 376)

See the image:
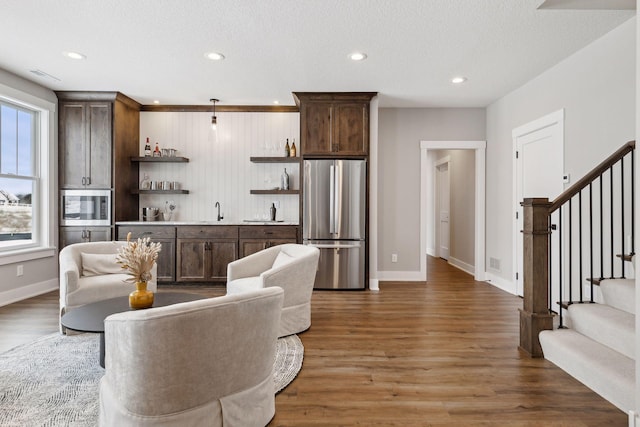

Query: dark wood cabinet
(115, 224), (299, 283)
(293, 92), (376, 156)
(57, 92), (141, 250)
(117, 225), (176, 282)
(60, 226), (111, 247)
(176, 226), (238, 282)
(239, 225), (298, 258)
(59, 102), (112, 189)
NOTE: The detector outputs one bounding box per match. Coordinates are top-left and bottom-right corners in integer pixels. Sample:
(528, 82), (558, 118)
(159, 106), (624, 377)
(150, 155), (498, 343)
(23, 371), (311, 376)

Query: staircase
(519, 141), (636, 413)
(539, 276), (635, 412)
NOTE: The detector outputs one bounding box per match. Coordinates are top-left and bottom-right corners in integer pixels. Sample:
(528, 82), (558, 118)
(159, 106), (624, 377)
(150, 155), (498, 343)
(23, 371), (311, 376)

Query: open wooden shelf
(131, 156), (189, 162)
(249, 189), (299, 195)
(132, 189), (190, 195)
(250, 157), (300, 163)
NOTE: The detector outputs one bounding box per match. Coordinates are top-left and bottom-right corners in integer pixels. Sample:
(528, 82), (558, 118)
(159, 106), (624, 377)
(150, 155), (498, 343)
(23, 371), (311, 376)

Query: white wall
(377, 108), (486, 277)
(486, 17), (636, 290)
(139, 111), (300, 223)
(0, 68), (58, 305)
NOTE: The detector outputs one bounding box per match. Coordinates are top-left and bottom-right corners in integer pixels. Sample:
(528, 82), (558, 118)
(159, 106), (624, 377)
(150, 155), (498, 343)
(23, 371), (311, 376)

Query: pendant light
(210, 98), (219, 131)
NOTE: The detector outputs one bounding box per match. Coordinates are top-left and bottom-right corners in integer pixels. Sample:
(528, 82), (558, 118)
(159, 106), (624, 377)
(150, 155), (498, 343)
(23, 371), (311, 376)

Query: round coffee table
(61, 292), (206, 367)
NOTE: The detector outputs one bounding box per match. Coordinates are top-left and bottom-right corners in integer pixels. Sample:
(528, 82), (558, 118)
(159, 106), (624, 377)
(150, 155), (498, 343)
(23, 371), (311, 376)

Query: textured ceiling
(0, 0), (634, 107)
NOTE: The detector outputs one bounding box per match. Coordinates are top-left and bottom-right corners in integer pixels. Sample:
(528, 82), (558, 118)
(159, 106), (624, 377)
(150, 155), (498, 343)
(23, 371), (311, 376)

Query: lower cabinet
(176, 226), (238, 282)
(239, 226), (298, 258)
(60, 227), (111, 249)
(114, 224), (299, 284)
(116, 225), (176, 282)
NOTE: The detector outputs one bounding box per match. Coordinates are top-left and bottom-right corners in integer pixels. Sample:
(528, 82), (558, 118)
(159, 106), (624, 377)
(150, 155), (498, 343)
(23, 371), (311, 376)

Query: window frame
(0, 84), (56, 264)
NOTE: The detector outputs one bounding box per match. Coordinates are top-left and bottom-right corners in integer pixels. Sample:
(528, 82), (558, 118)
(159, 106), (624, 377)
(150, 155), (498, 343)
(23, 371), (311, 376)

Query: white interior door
(514, 110), (564, 296)
(437, 162), (450, 260)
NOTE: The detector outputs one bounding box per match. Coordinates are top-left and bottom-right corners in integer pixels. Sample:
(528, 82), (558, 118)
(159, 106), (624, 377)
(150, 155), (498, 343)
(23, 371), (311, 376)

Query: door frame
(420, 140), (486, 281)
(512, 109), (564, 296)
(435, 156), (451, 260)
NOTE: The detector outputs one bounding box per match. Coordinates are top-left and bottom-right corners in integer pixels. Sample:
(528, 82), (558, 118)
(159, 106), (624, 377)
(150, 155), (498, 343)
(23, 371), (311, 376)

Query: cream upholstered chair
(58, 241), (157, 333)
(99, 287), (284, 427)
(226, 243), (320, 338)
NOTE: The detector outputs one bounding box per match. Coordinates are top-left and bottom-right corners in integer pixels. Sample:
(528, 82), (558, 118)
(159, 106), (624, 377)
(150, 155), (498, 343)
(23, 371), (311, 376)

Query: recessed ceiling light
(451, 76), (467, 84)
(273, 100), (279, 105)
(205, 52), (225, 61)
(63, 51), (86, 60)
(349, 52), (367, 61)
(153, 100), (160, 104)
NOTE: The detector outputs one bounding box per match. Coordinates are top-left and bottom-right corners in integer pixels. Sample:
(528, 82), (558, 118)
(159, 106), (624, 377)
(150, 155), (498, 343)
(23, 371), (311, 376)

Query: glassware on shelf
(139, 173), (150, 190)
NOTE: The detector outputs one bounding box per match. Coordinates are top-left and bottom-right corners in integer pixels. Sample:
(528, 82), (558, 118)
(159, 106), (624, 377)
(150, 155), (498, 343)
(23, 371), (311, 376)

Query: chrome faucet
(215, 201), (223, 221)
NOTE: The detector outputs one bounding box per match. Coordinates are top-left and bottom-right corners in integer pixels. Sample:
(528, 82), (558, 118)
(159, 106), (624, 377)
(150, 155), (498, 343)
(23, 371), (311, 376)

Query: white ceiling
(0, 0), (635, 108)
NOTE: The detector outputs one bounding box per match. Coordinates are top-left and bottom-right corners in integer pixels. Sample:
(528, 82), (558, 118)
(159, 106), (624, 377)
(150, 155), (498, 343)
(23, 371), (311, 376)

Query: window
(0, 100), (39, 251)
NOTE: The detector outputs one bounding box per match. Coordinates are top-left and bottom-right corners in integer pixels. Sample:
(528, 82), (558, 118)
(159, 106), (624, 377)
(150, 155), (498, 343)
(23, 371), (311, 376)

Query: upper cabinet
(293, 92), (376, 157)
(59, 101), (112, 189)
(57, 91), (141, 224)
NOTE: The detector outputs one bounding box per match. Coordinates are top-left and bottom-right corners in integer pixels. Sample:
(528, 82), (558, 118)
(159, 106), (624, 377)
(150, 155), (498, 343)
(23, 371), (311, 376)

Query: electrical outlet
(391, 254), (398, 263)
(16, 265), (23, 276)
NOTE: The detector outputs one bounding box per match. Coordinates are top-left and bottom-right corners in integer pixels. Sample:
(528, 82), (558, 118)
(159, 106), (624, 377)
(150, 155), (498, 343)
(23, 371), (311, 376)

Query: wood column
(519, 198), (554, 357)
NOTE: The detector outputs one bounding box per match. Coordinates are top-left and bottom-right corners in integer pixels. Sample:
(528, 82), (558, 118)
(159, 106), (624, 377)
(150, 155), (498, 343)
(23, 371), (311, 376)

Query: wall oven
(60, 189), (111, 226)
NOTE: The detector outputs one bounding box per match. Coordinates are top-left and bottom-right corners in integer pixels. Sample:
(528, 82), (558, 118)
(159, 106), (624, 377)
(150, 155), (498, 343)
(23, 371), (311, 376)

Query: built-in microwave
(60, 189), (111, 226)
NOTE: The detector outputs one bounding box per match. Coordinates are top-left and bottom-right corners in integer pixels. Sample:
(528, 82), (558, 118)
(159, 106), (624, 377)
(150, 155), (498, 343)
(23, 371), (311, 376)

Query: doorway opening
(420, 141), (486, 282)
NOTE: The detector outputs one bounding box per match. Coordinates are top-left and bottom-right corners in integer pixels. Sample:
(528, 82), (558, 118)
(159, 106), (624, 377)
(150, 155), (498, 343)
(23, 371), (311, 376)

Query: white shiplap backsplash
(139, 111), (300, 223)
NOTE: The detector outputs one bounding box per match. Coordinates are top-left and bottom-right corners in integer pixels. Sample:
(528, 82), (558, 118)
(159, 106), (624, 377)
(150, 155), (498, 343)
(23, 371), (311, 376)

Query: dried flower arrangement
(116, 232), (162, 283)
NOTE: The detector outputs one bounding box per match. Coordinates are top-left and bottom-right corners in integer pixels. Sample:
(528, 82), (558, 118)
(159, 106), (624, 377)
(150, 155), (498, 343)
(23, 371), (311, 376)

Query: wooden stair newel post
(519, 198), (554, 357)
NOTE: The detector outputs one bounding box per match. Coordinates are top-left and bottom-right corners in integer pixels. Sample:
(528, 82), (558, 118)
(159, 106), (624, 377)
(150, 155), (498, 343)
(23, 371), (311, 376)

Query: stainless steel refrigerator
(303, 159), (366, 289)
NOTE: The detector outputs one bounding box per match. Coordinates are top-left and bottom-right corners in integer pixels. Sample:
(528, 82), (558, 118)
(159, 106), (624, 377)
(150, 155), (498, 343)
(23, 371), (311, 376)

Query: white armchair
(226, 243), (320, 338)
(99, 287), (284, 427)
(59, 241), (157, 333)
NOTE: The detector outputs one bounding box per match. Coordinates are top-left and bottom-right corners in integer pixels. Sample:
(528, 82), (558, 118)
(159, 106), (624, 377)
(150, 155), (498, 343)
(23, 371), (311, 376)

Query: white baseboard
(368, 279), (380, 291)
(0, 279), (58, 308)
(448, 257), (474, 276)
(427, 247), (436, 257)
(484, 272), (516, 295)
(377, 270), (424, 281)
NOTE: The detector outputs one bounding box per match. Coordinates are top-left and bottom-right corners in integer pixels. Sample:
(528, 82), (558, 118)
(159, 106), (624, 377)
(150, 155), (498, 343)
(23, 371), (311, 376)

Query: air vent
(29, 69), (61, 82)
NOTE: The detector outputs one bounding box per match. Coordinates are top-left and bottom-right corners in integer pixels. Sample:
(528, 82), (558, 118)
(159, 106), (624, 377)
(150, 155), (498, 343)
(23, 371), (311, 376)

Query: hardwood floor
(0, 257), (627, 426)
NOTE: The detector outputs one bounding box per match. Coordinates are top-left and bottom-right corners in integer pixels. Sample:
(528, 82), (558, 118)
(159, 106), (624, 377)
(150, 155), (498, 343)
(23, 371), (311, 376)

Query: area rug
(0, 333), (303, 426)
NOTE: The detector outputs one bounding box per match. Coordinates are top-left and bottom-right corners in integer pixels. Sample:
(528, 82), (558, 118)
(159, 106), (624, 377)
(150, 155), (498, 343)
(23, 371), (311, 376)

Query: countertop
(116, 221), (299, 226)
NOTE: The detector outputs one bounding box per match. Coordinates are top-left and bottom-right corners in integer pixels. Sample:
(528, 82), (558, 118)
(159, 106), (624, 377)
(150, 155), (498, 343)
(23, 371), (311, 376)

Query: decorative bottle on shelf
(153, 142), (161, 157)
(290, 139), (297, 157)
(281, 168), (289, 190)
(144, 137), (152, 157)
(284, 138), (290, 157)
(270, 203), (277, 221)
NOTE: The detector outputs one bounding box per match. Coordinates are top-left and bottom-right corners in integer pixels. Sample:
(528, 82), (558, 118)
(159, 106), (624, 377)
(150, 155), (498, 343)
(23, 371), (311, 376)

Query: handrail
(550, 140), (635, 213)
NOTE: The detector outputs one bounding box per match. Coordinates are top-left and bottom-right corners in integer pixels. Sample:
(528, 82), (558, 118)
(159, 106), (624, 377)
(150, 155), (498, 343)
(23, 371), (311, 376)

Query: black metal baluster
(620, 157), (625, 278)
(632, 151), (635, 256)
(568, 198), (572, 304)
(599, 175), (604, 281)
(610, 166), (614, 278)
(558, 206), (563, 326)
(579, 191), (584, 303)
(589, 183), (594, 303)
(548, 214), (552, 311)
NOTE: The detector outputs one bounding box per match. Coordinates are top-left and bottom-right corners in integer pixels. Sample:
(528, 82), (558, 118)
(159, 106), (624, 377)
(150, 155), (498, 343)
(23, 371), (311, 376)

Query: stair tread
(539, 328), (634, 413)
(616, 253), (634, 262)
(567, 303), (634, 359)
(599, 278), (635, 315)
